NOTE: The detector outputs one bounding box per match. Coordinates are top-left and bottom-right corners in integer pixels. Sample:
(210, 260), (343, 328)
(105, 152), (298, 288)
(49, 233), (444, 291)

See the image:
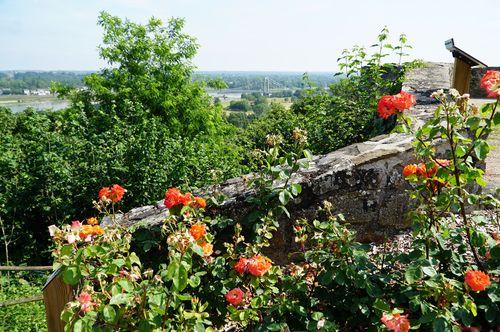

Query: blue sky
(0, 0), (498, 71)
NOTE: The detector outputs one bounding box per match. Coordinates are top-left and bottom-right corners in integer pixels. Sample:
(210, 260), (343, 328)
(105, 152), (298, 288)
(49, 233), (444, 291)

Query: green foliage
(0, 13), (247, 264)
(243, 27), (421, 155)
(0, 273), (48, 331)
(240, 103), (302, 151)
(49, 91), (499, 330)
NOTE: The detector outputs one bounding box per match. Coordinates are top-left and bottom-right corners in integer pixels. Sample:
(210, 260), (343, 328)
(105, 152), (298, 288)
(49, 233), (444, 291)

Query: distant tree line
(194, 72), (338, 90)
(0, 71), (87, 94)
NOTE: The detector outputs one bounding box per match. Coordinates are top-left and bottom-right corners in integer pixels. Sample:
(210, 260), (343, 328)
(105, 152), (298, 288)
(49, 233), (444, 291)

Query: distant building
(32, 89), (51, 96)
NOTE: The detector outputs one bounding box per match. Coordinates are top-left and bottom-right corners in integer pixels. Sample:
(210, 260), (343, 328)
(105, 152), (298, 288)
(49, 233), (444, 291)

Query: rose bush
(50, 71), (499, 331)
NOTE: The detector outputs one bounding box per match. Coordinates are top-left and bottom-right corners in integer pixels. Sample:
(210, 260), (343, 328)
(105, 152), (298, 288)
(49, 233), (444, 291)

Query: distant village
(0, 88), (53, 96)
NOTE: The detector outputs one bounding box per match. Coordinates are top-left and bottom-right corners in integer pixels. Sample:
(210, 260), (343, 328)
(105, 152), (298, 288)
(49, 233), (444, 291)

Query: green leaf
(422, 266), (437, 277)
(110, 293), (133, 305)
(474, 140), (489, 160)
(493, 111), (500, 125)
(172, 262), (188, 291)
(373, 298), (391, 312)
(405, 265), (422, 284)
(118, 279), (134, 293)
(432, 317), (447, 332)
(466, 117), (481, 130)
(188, 275), (201, 288)
(73, 319), (84, 332)
(103, 305), (116, 324)
(62, 266), (81, 285)
(128, 252), (142, 267)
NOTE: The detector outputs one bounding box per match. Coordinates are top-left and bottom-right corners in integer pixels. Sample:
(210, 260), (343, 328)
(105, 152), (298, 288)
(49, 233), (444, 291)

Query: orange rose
(98, 184), (125, 203)
(247, 255), (272, 277)
(189, 224), (207, 241)
(200, 242), (213, 256)
(234, 257), (250, 274)
(416, 163), (427, 177)
(435, 159), (450, 167)
(92, 225), (105, 236)
(98, 187), (112, 201)
(377, 95), (396, 119)
(402, 164), (418, 177)
(79, 225), (93, 239)
(392, 91), (416, 110)
(87, 217), (99, 226)
(377, 91), (416, 120)
(465, 270), (490, 292)
(191, 197), (207, 209)
(164, 188), (192, 209)
(109, 184), (125, 203)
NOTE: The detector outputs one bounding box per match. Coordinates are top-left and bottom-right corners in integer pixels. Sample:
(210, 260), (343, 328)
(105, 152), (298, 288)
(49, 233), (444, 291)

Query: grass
(0, 272), (49, 331)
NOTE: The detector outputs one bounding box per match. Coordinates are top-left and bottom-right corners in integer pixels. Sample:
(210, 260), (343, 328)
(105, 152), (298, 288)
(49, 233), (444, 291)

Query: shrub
(0, 13), (247, 264)
(50, 71), (499, 331)
(0, 273), (48, 331)
(244, 28), (421, 155)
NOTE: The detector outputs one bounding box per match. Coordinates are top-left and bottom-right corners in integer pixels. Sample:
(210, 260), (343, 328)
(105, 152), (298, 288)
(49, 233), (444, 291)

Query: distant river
(1, 98), (70, 113)
(3, 89), (256, 113)
(207, 89), (260, 100)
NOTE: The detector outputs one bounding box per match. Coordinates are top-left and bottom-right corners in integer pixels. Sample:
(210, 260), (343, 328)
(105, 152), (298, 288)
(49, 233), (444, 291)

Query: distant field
(0, 94), (59, 103)
(220, 97), (293, 110)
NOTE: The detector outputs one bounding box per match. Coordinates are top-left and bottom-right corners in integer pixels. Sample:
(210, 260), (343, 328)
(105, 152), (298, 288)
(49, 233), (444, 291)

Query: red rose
(164, 188), (192, 209)
(465, 270), (490, 292)
(225, 288), (245, 306)
(98, 187), (111, 201)
(377, 95), (396, 119)
(381, 312), (410, 332)
(234, 257), (250, 274)
(480, 70), (500, 98)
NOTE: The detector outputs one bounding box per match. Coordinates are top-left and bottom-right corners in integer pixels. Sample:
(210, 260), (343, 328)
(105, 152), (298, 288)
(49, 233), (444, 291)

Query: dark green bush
(0, 13), (247, 265)
(0, 273), (48, 331)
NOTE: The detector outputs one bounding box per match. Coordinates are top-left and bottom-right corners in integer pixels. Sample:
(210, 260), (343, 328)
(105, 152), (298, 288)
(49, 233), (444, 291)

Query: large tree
(59, 12), (224, 137)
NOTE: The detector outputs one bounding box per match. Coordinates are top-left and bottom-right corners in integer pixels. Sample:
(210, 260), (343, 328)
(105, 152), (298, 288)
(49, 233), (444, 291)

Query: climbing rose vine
(48, 71), (499, 331)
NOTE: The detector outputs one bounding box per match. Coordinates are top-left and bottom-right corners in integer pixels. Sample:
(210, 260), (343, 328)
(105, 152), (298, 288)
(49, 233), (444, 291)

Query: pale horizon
(0, 0), (499, 72)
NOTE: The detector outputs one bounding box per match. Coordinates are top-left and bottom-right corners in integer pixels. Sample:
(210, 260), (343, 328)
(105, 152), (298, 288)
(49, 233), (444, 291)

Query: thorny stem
(401, 116), (452, 172)
(461, 98), (498, 162)
(443, 101), (484, 269)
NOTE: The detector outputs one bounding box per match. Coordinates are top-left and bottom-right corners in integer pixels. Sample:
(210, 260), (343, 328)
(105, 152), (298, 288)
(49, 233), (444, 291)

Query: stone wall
(105, 62), (454, 263)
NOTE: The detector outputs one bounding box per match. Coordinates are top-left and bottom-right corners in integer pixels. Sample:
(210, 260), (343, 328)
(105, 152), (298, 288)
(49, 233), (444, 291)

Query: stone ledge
(103, 62), (457, 263)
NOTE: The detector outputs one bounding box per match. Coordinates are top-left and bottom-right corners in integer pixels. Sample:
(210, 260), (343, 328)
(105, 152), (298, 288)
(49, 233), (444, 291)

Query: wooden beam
(0, 294), (44, 307)
(0, 266), (52, 271)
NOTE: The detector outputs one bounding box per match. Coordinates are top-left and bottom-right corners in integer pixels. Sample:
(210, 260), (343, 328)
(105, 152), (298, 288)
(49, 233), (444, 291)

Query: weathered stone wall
(105, 62), (454, 263)
(470, 66), (500, 98)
